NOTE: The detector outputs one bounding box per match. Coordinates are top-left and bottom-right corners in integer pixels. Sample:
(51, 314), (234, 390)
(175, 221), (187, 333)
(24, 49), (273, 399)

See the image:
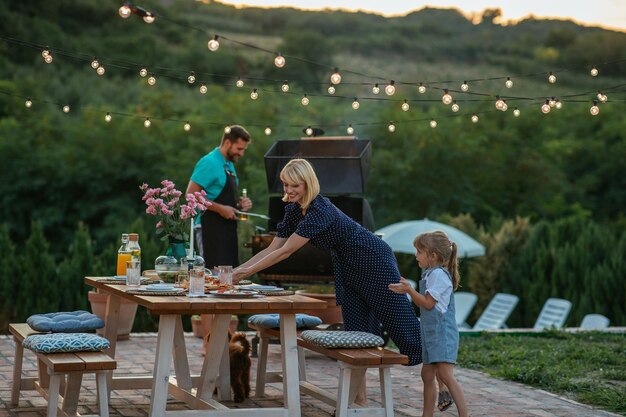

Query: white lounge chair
(455, 292), (478, 329)
(580, 313), (610, 329)
(472, 293), (519, 330)
(533, 298), (572, 330)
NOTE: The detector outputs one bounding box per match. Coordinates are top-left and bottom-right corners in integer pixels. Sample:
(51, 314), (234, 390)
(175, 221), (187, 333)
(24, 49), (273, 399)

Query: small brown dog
(205, 331), (251, 402)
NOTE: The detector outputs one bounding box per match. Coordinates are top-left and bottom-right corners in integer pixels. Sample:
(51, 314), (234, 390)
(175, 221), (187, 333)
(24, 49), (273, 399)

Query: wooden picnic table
(85, 277), (326, 417)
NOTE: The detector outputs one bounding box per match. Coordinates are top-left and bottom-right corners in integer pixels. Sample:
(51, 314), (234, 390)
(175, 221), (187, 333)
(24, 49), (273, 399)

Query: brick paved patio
(0, 333), (618, 417)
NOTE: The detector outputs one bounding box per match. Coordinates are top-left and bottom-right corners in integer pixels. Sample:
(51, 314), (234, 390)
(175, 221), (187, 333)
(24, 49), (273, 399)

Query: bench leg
(380, 367), (394, 417)
(96, 372), (110, 417)
(336, 367), (352, 417)
(348, 368), (367, 406)
(297, 346), (307, 381)
(255, 333), (270, 397)
(47, 374), (61, 417)
(61, 373), (83, 415)
(11, 338), (24, 406)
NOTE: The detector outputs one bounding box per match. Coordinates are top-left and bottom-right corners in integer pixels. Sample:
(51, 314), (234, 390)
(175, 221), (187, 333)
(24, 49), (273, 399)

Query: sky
(217, 0), (626, 31)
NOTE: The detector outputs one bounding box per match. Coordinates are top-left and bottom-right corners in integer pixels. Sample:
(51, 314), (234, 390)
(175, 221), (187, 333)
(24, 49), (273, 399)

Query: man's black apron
(201, 166), (239, 268)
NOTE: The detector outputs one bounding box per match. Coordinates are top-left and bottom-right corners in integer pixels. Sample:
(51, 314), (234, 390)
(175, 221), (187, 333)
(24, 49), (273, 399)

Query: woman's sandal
(437, 390), (454, 412)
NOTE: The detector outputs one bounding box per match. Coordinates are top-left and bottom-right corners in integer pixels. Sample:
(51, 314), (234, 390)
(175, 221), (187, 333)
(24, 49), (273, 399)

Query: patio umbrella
(375, 219), (485, 257)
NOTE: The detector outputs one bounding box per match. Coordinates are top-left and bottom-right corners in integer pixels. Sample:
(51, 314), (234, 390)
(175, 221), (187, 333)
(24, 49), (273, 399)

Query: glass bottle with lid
(128, 233), (141, 272)
(116, 234), (131, 275)
(239, 188), (248, 220)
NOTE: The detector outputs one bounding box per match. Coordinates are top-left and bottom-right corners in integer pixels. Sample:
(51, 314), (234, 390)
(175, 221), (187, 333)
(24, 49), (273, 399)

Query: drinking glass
(218, 265), (233, 285)
(126, 260), (141, 288)
(189, 269), (205, 297)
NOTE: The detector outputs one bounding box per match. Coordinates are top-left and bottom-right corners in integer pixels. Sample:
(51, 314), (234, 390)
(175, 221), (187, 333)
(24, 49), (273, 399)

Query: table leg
(218, 335), (231, 401)
(280, 314), (301, 417)
(197, 314), (231, 401)
(149, 314), (177, 417)
(103, 294), (121, 397)
(173, 317), (192, 390)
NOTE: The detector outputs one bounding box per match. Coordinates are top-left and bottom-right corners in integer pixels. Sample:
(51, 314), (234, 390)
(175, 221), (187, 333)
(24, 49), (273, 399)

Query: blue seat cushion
(27, 311), (105, 333)
(23, 333), (110, 353)
(300, 330), (384, 349)
(248, 314), (322, 329)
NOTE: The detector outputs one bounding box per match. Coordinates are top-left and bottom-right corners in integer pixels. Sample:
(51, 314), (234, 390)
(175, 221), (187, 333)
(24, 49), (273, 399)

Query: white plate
(112, 275), (127, 280)
(143, 284), (178, 291)
(209, 290), (259, 298)
(239, 285), (283, 291)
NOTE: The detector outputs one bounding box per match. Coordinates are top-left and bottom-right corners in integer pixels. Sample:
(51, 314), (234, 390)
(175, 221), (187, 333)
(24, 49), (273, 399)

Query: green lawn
(457, 331), (626, 415)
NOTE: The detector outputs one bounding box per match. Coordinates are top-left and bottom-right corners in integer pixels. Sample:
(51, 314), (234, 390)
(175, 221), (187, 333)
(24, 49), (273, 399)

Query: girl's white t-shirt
(424, 268), (453, 314)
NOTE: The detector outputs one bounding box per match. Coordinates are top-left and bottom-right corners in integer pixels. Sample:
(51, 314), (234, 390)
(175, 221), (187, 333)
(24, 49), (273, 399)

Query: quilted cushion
(23, 333), (110, 353)
(248, 314), (322, 329)
(27, 310), (105, 333)
(300, 330), (384, 349)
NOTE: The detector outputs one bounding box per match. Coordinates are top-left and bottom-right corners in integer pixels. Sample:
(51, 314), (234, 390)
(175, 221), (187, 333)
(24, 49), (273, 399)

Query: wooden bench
(10, 323), (116, 417)
(249, 325), (408, 417)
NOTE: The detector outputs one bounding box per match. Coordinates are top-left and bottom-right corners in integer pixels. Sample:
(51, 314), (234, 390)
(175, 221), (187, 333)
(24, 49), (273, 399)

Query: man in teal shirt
(186, 125), (252, 268)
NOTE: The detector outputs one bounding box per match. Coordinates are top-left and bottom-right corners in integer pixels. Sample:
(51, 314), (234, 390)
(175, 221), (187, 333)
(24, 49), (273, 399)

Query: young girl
(389, 231), (469, 417)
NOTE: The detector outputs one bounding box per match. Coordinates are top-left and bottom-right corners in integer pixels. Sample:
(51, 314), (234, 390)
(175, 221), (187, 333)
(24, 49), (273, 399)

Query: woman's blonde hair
(413, 230), (461, 290)
(280, 158), (320, 210)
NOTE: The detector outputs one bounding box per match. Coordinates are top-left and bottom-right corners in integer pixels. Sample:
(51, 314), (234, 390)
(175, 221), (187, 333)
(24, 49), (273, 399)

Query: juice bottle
(128, 233), (141, 267)
(116, 234), (131, 275)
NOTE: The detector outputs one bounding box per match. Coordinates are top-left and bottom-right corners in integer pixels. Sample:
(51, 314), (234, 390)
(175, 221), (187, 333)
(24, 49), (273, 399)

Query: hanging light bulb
(42, 49), (50, 58)
(513, 108), (521, 117)
(144, 117), (151, 128)
(105, 112), (112, 122)
(451, 101), (459, 112)
(96, 66), (105, 75)
(495, 96), (506, 111)
(401, 100), (410, 112)
(250, 88), (258, 100)
(236, 78), (244, 88)
(208, 35), (220, 51)
(301, 94), (309, 106)
(461, 81), (469, 92)
(388, 122), (396, 133)
(505, 77), (513, 88)
(148, 73), (156, 86)
(183, 121), (191, 131)
(590, 100), (600, 115)
(264, 127), (272, 136)
(541, 99), (551, 114)
(548, 72), (557, 84)
(62, 105), (70, 113)
(24, 98), (32, 108)
(44, 53), (53, 64)
(442, 89), (452, 105)
(281, 81), (289, 92)
(143, 12), (155, 23)
(139, 67), (148, 77)
(385, 80), (395, 96)
(430, 119), (437, 128)
(274, 53), (286, 68)
(224, 126), (231, 134)
(555, 100), (562, 110)
(119, 3), (132, 18)
(91, 58), (99, 69)
(351, 98), (360, 110)
(597, 91), (608, 102)
(372, 84), (380, 94)
(347, 124), (354, 135)
(327, 85), (336, 95)
(590, 67), (599, 77)
(418, 83), (426, 94)
(199, 84), (207, 94)
(330, 68), (342, 85)
(501, 101), (508, 111)
(187, 72), (196, 84)
(471, 114), (479, 123)
(549, 97), (556, 107)
(305, 126), (313, 136)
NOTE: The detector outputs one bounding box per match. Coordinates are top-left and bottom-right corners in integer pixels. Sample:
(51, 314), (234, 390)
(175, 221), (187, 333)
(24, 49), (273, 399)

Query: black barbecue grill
(245, 137), (374, 286)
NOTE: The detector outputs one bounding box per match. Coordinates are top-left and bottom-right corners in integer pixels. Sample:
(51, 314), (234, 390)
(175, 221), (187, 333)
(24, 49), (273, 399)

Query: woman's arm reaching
(233, 233), (309, 282)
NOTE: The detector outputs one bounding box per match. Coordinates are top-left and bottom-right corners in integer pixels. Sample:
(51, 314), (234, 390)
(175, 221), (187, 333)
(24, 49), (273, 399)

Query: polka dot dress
(277, 195), (422, 365)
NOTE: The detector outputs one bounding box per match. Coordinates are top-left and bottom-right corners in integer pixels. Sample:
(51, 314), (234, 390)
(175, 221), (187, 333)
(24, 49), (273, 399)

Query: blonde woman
(233, 158), (422, 365)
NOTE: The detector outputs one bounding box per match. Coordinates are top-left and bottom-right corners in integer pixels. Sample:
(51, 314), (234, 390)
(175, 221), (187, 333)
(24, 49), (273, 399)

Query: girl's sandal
(437, 390), (454, 412)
